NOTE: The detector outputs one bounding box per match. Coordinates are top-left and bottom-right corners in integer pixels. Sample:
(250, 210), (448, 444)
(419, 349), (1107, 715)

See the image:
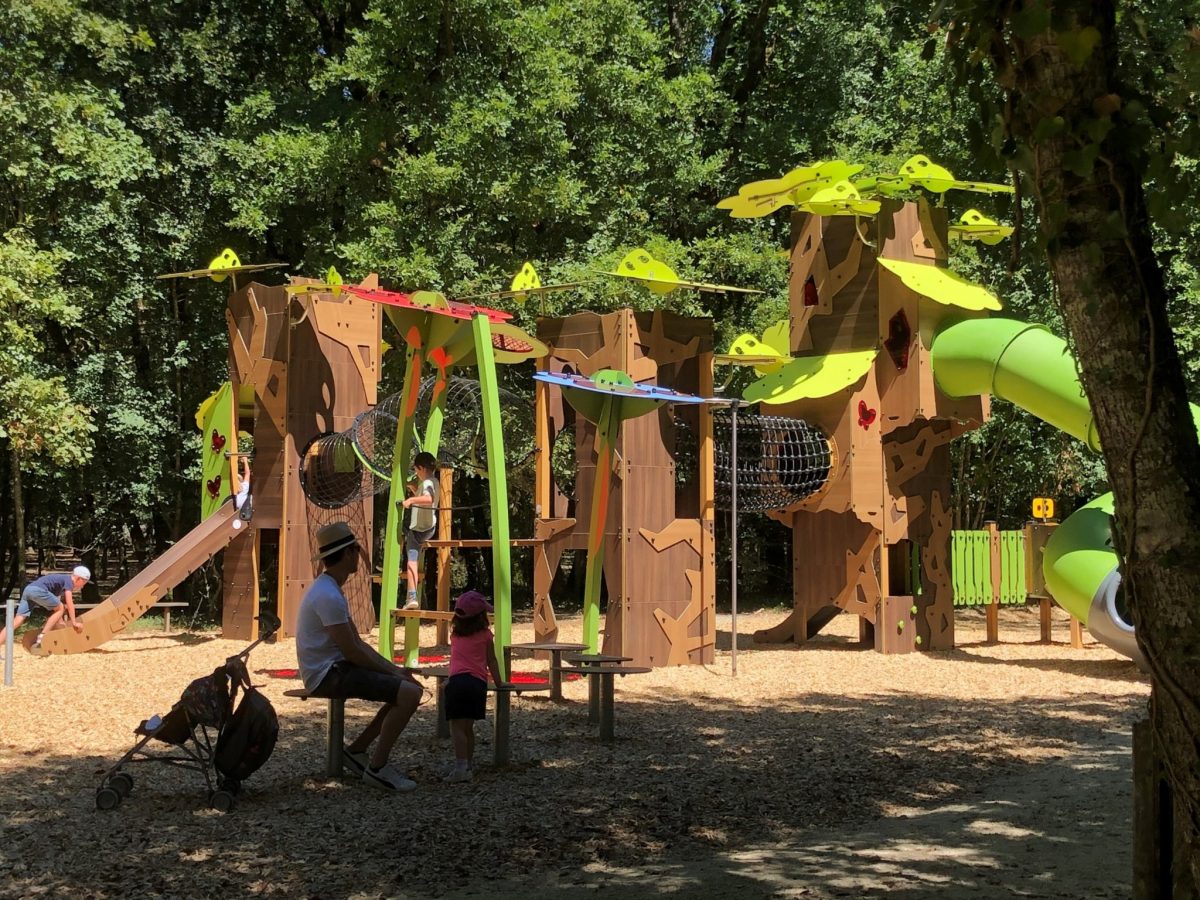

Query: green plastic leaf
(743, 349), (877, 405)
(796, 180), (881, 216)
(948, 209), (1014, 245)
(878, 259), (1003, 311)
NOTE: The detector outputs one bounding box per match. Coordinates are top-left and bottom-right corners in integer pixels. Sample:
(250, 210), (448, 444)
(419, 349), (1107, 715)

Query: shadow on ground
(0, 681), (1139, 899)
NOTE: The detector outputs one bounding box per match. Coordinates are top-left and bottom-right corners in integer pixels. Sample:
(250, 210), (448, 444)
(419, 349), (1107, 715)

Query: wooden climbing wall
(535, 309), (715, 667)
(224, 277), (381, 639)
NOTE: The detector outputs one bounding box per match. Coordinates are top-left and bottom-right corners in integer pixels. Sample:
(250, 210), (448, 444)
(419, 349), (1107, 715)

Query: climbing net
(299, 376), (535, 509)
(710, 411), (832, 513)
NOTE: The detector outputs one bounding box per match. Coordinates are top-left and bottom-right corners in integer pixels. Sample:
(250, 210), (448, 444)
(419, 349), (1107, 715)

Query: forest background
(2, 0), (1197, 615)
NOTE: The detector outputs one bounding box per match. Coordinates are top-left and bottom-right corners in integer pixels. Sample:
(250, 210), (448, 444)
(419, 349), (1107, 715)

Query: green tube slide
(929, 318), (1137, 658)
(928, 318), (1099, 451)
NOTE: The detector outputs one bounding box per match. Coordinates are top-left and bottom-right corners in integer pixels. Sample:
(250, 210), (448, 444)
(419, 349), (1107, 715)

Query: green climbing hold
(897, 620), (905, 631)
(915, 636), (923, 646)
(910, 605), (918, 616)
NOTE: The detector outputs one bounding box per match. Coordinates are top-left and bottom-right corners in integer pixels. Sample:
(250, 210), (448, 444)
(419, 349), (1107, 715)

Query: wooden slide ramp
(29, 501), (249, 656)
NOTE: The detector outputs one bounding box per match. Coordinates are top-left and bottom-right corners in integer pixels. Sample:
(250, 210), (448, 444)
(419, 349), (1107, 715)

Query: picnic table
(504, 641), (588, 701)
(421, 666), (549, 766)
(559, 654), (647, 741)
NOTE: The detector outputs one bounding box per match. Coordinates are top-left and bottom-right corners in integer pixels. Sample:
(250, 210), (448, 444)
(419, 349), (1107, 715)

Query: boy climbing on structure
(2, 567), (89, 651)
(401, 451), (439, 610)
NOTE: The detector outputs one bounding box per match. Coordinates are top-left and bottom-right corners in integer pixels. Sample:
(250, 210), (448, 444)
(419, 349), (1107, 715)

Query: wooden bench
(283, 688), (346, 777)
(421, 666), (549, 766)
(75, 600), (189, 633)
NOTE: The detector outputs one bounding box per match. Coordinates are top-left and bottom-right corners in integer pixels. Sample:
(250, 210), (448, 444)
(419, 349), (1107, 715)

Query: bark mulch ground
(0, 606), (1147, 898)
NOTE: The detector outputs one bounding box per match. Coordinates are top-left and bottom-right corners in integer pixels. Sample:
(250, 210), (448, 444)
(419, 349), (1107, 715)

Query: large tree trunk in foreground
(999, 1), (1200, 892)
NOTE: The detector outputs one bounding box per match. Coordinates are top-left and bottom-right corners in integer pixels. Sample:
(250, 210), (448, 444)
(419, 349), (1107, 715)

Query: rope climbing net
(299, 376), (535, 510)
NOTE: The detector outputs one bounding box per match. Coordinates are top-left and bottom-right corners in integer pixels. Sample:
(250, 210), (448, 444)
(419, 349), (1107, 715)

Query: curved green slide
(929, 318), (1141, 661)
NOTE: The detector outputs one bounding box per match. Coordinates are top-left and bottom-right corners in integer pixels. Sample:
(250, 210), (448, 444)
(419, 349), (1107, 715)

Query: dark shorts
(406, 527), (435, 564)
(311, 661), (406, 704)
(444, 673), (487, 720)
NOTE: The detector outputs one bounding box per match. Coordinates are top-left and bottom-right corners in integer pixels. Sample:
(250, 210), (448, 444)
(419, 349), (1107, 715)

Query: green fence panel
(951, 530), (989, 606)
(1000, 530), (1026, 604)
(950, 529), (1027, 607)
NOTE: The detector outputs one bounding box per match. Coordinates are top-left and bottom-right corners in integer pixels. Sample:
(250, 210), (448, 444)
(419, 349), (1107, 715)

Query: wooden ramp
(31, 501), (249, 656)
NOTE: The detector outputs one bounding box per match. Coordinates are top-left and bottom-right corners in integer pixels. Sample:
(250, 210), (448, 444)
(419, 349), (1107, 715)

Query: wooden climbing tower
(222, 276), (382, 640)
(756, 200), (989, 652)
(533, 309), (716, 667)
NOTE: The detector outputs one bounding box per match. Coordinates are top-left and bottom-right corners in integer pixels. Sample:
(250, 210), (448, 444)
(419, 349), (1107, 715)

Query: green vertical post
(471, 314), (512, 677)
(581, 398), (619, 654)
(379, 345), (423, 660)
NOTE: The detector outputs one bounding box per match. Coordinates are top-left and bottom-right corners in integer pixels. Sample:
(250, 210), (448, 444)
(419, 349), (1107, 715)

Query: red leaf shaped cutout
(858, 400), (877, 429)
(206, 475), (222, 498)
(884, 309), (911, 372)
(211, 430), (226, 452)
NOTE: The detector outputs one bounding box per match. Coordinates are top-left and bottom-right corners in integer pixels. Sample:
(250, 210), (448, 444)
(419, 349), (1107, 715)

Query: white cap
(73, 566), (91, 581)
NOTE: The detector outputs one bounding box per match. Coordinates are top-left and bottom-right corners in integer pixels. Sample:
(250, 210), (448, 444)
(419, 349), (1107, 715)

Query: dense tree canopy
(2, 0), (1197, 609)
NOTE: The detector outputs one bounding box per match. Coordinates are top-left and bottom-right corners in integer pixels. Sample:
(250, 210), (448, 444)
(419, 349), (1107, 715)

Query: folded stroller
(96, 614), (281, 813)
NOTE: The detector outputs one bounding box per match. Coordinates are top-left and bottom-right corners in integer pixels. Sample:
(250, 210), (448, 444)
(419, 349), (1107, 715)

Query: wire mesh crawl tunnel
(685, 411), (833, 512)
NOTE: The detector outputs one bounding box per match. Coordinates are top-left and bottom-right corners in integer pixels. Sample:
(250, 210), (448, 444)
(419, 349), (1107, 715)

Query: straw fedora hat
(312, 521), (358, 561)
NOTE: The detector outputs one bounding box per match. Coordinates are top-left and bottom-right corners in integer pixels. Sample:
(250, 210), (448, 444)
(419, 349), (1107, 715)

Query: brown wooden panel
(791, 511), (881, 635)
(222, 527), (260, 641)
(875, 595), (917, 654)
(849, 374), (886, 530)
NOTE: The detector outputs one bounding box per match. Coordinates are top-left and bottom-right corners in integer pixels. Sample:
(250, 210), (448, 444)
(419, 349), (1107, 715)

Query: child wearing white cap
(1, 566), (90, 649)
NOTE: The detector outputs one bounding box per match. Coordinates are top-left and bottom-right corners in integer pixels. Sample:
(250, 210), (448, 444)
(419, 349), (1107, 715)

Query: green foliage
(5, 0), (1192, 603)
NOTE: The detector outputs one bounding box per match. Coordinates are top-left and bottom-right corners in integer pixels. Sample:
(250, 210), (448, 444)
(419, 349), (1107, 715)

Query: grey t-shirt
(409, 477), (440, 533)
(295, 573), (350, 691)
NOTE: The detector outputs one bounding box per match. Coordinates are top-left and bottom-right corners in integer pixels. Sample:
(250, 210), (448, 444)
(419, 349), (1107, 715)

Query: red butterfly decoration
(211, 430), (227, 452)
(858, 400), (877, 429)
(206, 475), (222, 498)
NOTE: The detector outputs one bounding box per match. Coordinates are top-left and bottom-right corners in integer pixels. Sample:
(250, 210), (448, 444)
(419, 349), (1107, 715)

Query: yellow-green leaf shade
(602, 248), (763, 295)
(877, 258), (1003, 311)
(948, 209), (1014, 245)
(743, 349), (878, 405)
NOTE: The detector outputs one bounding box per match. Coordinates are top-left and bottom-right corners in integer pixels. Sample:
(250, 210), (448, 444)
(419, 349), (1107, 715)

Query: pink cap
(454, 590), (493, 617)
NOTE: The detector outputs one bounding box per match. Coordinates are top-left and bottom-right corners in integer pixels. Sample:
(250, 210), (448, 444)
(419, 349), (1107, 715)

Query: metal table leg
(549, 650), (564, 701)
(494, 689), (511, 766)
(588, 672), (600, 724)
(327, 699), (345, 776)
(599, 673), (615, 741)
(436, 678), (449, 739)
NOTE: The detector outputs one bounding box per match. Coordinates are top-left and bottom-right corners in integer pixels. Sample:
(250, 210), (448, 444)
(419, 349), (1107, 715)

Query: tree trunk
(1000, 1), (1200, 891)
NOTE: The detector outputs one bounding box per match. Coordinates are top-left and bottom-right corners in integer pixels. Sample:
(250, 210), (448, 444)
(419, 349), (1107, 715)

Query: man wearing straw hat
(296, 521), (423, 792)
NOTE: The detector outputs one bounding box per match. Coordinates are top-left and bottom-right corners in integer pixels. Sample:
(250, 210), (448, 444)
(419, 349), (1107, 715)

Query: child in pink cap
(444, 590), (509, 782)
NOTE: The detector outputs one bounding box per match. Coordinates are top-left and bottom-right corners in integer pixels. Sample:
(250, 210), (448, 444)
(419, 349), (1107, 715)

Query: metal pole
(730, 400), (739, 677)
(4, 592), (14, 686)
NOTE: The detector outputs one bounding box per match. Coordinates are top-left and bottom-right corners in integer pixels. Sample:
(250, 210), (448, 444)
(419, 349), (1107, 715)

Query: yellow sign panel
(1032, 497), (1056, 520)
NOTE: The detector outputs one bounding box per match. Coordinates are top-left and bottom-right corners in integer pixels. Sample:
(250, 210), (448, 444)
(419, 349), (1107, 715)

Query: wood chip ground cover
(0, 607), (1146, 898)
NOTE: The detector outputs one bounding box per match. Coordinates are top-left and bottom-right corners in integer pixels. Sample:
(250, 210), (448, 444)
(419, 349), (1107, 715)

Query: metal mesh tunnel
(711, 411), (832, 513)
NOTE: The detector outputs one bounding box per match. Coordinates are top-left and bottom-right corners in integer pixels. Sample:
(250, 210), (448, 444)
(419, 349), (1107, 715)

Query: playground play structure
(20, 154), (1145, 667)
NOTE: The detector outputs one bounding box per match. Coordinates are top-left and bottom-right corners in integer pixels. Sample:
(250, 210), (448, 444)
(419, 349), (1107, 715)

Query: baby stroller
(95, 613), (281, 813)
